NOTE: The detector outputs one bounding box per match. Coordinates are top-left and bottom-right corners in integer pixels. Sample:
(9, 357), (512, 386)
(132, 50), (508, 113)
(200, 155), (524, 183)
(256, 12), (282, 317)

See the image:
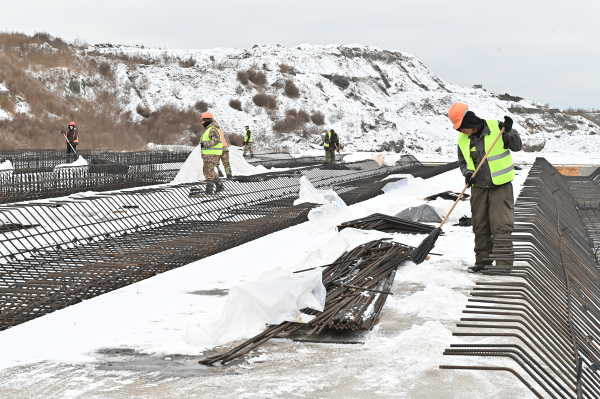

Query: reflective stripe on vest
(457, 120), (515, 186)
(324, 131), (331, 147)
(245, 129), (253, 143)
(202, 127), (223, 156)
(219, 128), (228, 147)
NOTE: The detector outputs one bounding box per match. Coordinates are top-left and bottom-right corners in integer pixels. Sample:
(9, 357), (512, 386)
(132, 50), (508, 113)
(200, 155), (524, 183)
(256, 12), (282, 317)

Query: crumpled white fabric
(289, 228), (393, 272)
(294, 176), (353, 228)
(0, 160), (13, 171)
(172, 146), (278, 183)
(185, 268), (325, 348)
(53, 155), (88, 171)
(382, 174), (414, 193)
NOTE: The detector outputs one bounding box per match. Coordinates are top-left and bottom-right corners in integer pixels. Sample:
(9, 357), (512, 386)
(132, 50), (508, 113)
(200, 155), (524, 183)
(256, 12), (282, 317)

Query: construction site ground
(0, 166), (539, 398)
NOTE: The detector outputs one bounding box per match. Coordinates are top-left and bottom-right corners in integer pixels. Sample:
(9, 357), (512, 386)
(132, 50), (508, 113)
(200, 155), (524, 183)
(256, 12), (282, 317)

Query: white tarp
(53, 155), (88, 171)
(172, 146), (278, 183)
(185, 268), (325, 348)
(293, 176), (353, 228)
(0, 160), (13, 171)
(289, 228), (393, 272)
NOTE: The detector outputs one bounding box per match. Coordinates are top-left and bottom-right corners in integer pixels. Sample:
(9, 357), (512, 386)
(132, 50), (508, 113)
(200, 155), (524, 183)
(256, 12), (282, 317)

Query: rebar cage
(442, 158), (600, 399)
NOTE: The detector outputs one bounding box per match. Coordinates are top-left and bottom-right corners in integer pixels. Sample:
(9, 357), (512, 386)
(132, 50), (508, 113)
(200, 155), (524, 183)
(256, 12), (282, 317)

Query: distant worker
(217, 124), (232, 179)
(448, 103), (522, 273)
(324, 129), (339, 164)
(243, 126), (254, 158)
(200, 112), (224, 194)
(61, 121), (79, 153)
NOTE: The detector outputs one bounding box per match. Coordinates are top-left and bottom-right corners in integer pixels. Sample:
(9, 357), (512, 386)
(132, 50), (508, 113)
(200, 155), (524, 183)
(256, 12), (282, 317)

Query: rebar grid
(441, 158), (600, 399)
(0, 149), (191, 204)
(0, 160), (457, 331)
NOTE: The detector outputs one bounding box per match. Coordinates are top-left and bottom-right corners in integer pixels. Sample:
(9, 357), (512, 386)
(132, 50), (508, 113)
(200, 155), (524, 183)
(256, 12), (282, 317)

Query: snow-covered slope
(86, 43), (598, 157)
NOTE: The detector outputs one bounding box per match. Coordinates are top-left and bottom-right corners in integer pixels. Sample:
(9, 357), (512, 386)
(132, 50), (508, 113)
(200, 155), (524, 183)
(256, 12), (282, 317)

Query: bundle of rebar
(440, 158), (600, 399)
(199, 240), (413, 365)
(338, 213), (435, 234)
(424, 191), (470, 201)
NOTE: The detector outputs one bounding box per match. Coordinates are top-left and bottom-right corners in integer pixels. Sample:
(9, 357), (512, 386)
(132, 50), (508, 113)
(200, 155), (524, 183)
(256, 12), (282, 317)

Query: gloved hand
(200, 142), (204, 148)
(502, 132), (510, 149)
(465, 172), (475, 187)
(61, 131), (65, 134)
(503, 116), (513, 132)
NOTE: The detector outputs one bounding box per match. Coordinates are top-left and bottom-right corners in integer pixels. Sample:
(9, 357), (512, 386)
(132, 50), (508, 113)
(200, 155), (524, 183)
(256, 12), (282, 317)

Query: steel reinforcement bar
(0, 159), (456, 331)
(441, 158), (600, 399)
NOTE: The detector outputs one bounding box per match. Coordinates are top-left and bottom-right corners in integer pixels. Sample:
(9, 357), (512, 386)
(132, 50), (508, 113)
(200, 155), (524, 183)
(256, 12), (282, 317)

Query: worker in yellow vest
(200, 112), (224, 194)
(448, 103), (522, 273)
(243, 126), (254, 158)
(323, 129), (339, 163)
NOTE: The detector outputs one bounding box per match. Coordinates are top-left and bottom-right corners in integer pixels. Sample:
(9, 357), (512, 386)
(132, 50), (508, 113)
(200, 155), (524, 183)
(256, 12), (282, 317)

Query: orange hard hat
(202, 112), (214, 119)
(448, 103), (468, 130)
(69, 121), (76, 126)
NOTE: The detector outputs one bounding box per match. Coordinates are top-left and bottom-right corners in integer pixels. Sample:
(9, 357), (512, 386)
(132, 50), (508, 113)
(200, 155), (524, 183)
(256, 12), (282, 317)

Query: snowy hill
(92, 43), (599, 156)
(1, 35), (598, 157)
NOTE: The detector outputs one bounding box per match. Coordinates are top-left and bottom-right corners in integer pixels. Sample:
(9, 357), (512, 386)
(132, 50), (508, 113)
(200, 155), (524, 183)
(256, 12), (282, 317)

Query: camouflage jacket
(202, 121), (222, 149)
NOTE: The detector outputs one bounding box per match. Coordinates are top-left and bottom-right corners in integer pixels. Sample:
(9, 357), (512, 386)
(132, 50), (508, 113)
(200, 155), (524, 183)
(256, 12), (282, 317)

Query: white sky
(1, 0), (599, 109)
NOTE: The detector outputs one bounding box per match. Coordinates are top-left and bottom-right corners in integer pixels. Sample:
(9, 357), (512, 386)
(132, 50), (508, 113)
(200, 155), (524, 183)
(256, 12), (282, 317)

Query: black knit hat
(458, 111), (485, 131)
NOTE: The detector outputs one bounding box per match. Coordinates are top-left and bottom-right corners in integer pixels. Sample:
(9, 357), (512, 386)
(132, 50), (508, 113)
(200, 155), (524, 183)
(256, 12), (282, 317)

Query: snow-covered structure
(88, 44), (599, 155)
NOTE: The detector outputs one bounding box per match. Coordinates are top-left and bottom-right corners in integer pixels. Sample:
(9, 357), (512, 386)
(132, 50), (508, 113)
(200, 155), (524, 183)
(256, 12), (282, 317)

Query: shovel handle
(438, 127), (506, 229)
(62, 131), (77, 154)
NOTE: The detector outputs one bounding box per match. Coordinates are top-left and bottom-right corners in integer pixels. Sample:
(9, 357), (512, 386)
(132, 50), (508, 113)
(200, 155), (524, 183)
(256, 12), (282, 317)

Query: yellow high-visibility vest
(457, 120), (515, 186)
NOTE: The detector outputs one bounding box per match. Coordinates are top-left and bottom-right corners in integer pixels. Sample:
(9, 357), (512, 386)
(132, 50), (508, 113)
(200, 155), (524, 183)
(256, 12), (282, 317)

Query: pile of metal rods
(338, 213), (435, 234)
(440, 158), (600, 399)
(424, 191), (470, 201)
(199, 240), (413, 365)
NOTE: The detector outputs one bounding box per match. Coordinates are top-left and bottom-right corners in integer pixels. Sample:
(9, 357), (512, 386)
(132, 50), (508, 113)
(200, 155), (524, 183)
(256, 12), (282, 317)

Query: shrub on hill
(310, 110), (325, 126)
(252, 93), (277, 109)
(284, 80), (299, 98)
(229, 99), (242, 111)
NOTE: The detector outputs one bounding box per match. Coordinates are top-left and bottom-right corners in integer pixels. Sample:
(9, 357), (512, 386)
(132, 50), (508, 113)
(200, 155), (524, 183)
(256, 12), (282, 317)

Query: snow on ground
(0, 165), (536, 398)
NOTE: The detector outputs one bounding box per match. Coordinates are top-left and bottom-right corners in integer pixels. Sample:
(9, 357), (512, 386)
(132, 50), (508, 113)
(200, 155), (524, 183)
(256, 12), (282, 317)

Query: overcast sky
(2, 0), (599, 109)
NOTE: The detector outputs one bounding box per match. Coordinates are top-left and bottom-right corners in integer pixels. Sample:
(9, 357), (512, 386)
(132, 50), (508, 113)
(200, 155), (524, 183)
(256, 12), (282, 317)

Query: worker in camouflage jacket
(449, 103), (522, 273)
(324, 129), (339, 163)
(200, 112), (224, 194)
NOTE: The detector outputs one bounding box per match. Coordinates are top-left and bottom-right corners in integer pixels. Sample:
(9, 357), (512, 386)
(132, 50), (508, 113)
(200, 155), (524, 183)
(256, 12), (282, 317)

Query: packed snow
(0, 162), (536, 398)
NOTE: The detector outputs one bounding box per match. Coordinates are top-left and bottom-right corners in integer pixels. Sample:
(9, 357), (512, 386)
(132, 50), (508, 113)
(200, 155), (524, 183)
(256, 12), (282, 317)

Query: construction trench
(2, 152), (600, 398)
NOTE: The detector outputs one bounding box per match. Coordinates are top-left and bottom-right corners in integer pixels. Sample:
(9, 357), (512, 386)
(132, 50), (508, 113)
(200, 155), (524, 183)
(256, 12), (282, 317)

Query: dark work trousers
(67, 143), (77, 153)
(325, 150), (336, 163)
(470, 182), (514, 266)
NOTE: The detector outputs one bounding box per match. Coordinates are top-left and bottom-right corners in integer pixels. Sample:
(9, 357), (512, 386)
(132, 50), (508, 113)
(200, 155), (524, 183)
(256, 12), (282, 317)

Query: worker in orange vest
(61, 121), (79, 153)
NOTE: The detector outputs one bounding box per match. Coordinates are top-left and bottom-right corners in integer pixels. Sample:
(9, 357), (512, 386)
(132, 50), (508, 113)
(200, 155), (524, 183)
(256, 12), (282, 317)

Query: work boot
(215, 180), (224, 193)
(251, 154), (254, 158)
(205, 183), (214, 194)
(467, 264), (487, 273)
(225, 167), (232, 179)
